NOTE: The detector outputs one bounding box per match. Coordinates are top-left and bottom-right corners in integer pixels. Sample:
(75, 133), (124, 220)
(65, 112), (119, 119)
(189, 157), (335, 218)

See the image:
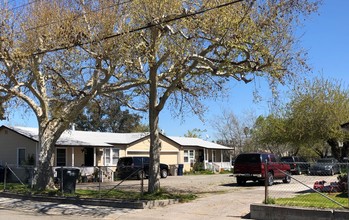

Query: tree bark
(33, 121), (67, 190)
(147, 25), (162, 193)
(148, 105), (162, 193)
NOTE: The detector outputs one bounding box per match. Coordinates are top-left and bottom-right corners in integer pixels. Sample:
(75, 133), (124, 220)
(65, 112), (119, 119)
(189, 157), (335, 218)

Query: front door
(84, 148), (94, 166)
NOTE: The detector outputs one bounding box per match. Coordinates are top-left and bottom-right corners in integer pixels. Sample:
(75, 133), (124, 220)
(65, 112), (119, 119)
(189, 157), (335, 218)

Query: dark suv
(280, 156), (310, 175)
(116, 157), (169, 180)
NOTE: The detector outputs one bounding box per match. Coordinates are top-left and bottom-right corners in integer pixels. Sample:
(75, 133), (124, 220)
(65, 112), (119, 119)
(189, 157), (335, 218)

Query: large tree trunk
(148, 107), (162, 193)
(328, 138), (340, 160)
(148, 80), (162, 193)
(33, 121), (67, 190)
(147, 32), (161, 193)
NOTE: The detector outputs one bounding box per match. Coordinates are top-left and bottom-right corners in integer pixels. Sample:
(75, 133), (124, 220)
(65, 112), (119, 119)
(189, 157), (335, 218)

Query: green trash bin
(0, 166), (4, 182)
(56, 168), (80, 193)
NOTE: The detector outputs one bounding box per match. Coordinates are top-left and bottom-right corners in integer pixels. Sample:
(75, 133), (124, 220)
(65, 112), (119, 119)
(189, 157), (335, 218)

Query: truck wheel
(267, 172), (274, 186)
(236, 177), (246, 186)
(160, 169), (168, 178)
(283, 171), (291, 183)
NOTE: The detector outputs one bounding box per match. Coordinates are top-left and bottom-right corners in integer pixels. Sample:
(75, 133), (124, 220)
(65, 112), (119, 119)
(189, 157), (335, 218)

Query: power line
(32, 0), (245, 56)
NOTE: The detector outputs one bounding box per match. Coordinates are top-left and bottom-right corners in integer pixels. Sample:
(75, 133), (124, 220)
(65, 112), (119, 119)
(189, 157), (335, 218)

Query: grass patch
(75, 188), (196, 202)
(0, 183), (196, 202)
(274, 193), (349, 209)
(0, 183), (32, 194)
(184, 169), (233, 175)
(184, 170), (215, 175)
(264, 197), (276, 204)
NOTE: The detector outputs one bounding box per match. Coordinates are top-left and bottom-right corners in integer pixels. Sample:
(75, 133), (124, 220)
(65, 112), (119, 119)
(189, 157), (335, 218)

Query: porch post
(206, 149), (210, 162)
(203, 148), (207, 169)
(72, 147), (75, 166)
(221, 150), (223, 170)
(94, 148), (97, 166)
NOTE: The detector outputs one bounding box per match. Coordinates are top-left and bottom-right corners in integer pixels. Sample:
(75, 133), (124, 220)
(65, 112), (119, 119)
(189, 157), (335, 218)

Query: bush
(193, 162), (205, 172)
(337, 173), (348, 192)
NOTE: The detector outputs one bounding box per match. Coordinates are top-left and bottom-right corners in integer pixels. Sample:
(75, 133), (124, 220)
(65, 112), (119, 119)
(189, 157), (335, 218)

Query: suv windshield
(235, 154), (261, 163)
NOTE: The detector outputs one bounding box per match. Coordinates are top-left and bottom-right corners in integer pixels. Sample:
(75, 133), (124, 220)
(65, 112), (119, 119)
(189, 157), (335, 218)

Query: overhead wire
(1, 0), (246, 56)
(33, 0), (246, 56)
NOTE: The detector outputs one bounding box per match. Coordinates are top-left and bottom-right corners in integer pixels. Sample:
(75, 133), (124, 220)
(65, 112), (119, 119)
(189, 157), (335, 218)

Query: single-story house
(0, 125), (232, 181)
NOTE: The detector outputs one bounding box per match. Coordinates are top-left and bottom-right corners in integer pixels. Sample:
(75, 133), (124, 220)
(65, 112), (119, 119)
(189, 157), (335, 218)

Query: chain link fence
(266, 161), (349, 210)
(0, 164), (151, 197)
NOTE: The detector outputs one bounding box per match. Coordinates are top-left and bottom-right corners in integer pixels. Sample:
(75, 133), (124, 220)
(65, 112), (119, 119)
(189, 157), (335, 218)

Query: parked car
(280, 156), (310, 175)
(309, 158), (340, 176)
(233, 153), (291, 186)
(116, 156), (169, 180)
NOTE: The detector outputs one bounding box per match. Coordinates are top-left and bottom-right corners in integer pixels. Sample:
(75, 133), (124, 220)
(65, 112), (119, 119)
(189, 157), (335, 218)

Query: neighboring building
(0, 125), (231, 181)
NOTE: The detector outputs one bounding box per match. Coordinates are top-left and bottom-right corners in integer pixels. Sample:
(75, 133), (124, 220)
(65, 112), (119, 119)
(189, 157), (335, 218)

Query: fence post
(347, 163), (349, 208)
(141, 158), (144, 196)
(98, 166), (101, 198)
(60, 166), (64, 194)
(264, 160), (268, 203)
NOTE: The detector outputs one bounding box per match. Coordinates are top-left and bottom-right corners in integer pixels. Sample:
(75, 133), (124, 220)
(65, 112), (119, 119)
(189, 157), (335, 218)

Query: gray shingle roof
(4, 126), (230, 150)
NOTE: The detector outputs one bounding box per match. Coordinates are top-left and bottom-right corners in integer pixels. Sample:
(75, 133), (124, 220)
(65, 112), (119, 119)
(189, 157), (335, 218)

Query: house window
(56, 148), (66, 166)
(184, 150), (195, 164)
(17, 148), (26, 166)
(104, 148), (119, 166)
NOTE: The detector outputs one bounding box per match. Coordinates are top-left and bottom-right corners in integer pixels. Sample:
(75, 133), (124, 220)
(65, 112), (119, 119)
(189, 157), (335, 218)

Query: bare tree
(212, 110), (256, 156)
(118, 0), (319, 192)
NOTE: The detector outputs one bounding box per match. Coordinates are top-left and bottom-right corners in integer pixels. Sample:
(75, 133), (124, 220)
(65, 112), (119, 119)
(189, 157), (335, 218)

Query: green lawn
(273, 192), (349, 209)
(0, 183), (196, 202)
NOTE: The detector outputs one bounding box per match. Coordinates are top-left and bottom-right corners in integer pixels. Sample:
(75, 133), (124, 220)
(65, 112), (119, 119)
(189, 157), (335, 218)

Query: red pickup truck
(233, 153), (291, 186)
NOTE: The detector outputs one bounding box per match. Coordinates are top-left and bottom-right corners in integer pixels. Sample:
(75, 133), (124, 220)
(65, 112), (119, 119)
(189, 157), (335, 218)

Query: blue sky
(1, 0), (349, 140)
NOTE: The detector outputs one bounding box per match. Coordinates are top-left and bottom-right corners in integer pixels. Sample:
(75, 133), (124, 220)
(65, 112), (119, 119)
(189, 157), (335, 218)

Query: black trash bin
(0, 166), (4, 182)
(177, 164), (184, 176)
(55, 168), (80, 193)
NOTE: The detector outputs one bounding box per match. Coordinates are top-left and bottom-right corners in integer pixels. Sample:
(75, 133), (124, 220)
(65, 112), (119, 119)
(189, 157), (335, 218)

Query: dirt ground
(76, 173), (237, 194)
(1, 174), (340, 219)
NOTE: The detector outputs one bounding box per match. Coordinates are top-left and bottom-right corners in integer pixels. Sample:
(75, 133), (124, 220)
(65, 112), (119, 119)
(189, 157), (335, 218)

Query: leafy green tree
(74, 94), (148, 133)
(286, 77), (349, 159)
(251, 115), (292, 155)
(253, 77), (349, 160)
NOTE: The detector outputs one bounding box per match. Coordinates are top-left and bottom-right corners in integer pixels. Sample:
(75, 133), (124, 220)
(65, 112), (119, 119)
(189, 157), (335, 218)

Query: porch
(183, 148), (232, 172)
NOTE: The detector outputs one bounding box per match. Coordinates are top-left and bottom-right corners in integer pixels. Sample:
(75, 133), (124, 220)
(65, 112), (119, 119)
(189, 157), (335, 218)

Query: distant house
(0, 125), (231, 180)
